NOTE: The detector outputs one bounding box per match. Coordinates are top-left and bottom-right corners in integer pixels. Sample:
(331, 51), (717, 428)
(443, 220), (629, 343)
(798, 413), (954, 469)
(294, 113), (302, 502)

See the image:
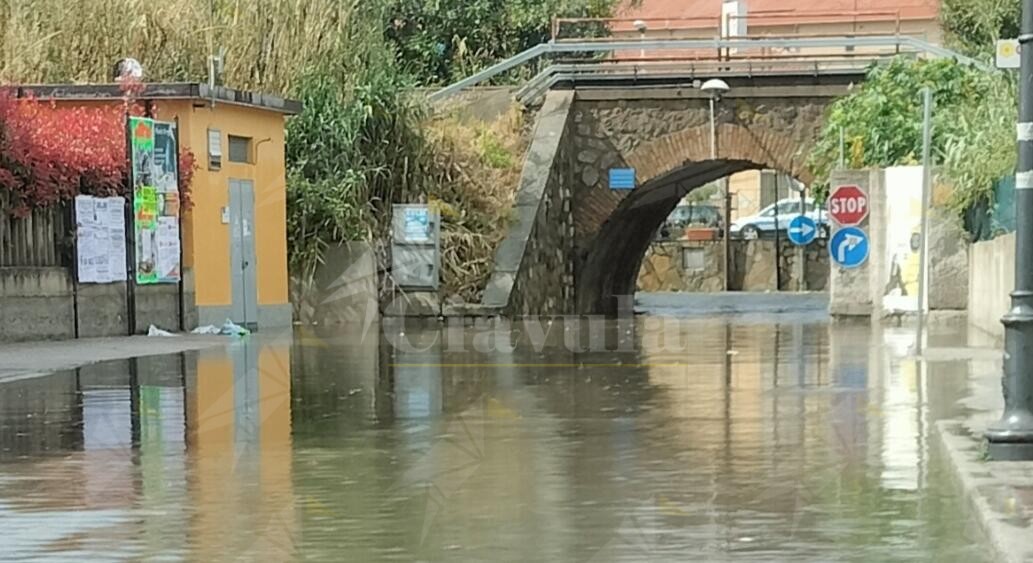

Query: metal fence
(965, 177), (1016, 242)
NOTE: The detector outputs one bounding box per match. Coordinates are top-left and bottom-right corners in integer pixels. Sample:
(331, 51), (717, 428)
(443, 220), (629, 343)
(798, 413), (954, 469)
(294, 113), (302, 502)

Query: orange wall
(162, 101), (289, 309)
(48, 98), (290, 311)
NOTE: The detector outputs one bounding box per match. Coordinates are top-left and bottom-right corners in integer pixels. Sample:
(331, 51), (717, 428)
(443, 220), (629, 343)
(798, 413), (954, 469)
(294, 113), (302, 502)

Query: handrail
(553, 10), (905, 40)
(428, 35), (990, 102)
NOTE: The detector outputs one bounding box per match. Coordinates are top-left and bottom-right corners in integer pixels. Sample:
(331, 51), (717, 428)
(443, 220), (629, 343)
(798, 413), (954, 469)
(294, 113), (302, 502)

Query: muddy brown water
(0, 308), (990, 561)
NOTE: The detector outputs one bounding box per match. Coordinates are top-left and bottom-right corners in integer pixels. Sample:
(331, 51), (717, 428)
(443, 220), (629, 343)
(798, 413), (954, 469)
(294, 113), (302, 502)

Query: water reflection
(0, 317), (988, 561)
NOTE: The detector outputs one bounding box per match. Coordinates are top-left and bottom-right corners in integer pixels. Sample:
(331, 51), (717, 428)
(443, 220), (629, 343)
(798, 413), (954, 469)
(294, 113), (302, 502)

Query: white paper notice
(156, 217), (180, 282)
(75, 195), (127, 283)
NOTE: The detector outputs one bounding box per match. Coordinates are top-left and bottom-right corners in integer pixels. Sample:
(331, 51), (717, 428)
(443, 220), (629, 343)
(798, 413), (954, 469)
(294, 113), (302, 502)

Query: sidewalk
(0, 335), (231, 383)
(932, 341), (1033, 563)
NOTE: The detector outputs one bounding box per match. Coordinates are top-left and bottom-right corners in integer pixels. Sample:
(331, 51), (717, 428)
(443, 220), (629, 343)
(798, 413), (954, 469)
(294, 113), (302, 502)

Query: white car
(730, 198), (829, 240)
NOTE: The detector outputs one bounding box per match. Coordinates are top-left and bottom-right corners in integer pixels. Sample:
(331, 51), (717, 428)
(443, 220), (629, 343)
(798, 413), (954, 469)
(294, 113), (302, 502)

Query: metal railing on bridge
(430, 11), (988, 104)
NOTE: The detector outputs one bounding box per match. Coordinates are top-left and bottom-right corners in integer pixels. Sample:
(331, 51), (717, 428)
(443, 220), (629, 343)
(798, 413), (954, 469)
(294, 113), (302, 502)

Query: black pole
(173, 117), (185, 331)
(124, 112), (137, 335)
(986, 0), (1033, 460)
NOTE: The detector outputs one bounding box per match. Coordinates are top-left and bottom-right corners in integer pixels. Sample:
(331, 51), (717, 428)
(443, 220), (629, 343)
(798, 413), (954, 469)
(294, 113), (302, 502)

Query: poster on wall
(130, 117), (181, 284)
(882, 166), (924, 313)
(75, 195), (127, 284)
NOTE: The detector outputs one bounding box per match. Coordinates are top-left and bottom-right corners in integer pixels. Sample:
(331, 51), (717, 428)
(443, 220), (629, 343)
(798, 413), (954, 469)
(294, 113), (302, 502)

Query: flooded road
(0, 302), (990, 561)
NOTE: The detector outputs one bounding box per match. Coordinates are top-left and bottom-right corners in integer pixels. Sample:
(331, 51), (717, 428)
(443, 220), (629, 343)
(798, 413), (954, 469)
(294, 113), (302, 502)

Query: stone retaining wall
(481, 91), (576, 315)
(638, 239), (830, 293)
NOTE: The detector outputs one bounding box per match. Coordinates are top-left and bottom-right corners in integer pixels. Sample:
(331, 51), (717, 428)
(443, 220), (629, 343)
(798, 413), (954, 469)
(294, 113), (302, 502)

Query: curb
(934, 420), (1033, 563)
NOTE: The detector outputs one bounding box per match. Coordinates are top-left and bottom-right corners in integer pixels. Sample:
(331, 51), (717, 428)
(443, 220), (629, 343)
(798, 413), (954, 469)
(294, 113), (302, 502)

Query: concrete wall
(828, 169), (880, 316)
(969, 233), (1014, 338)
(828, 168), (970, 318)
(0, 266), (197, 341)
(0, 268), (74, 341)
(430, 87), (518, 124)
(292, 242), (379, 325)
(928, 209), (970, 310)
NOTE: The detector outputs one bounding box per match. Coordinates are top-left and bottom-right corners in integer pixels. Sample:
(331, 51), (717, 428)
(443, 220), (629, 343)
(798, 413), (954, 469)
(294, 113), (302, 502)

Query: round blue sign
(829, 226), (869, 269)
(787, 215), (818, 246)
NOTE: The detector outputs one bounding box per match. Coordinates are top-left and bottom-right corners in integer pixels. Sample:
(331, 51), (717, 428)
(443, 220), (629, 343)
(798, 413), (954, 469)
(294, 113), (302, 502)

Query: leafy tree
(942, 0), (1020, 56)
(383, 0), (619, 84)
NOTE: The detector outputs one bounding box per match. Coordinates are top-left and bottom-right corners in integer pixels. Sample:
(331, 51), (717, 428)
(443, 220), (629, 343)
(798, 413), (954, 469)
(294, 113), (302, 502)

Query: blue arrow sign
(787, 215), (817, 246)
(829, 226), (869, 269)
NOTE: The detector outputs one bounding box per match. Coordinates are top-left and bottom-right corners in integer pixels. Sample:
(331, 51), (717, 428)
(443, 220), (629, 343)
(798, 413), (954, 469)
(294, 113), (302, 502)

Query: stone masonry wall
(571, 97), (830, 251)
(639, 239), (829, 293)
(571, 94), (833, 315)
(637, 241), (725, 292)
(481, 91), (575, 316)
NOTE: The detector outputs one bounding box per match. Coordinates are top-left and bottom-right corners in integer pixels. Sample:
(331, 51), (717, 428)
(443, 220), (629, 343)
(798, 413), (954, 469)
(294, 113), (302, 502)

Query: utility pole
(985, 0), (1033, 460)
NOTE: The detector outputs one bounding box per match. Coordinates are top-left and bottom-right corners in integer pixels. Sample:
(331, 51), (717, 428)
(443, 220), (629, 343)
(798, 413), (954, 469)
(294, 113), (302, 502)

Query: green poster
(129, 117), (181, 285)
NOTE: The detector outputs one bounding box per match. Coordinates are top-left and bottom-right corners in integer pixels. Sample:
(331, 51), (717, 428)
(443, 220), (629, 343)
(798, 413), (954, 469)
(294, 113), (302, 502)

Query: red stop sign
(828, 185), (869, 226)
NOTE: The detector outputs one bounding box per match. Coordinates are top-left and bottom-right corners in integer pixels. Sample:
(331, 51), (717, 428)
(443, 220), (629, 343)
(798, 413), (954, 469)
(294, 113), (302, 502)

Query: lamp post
(985, 0), (1033, 460)
(634, 20), (648, 59)
(702, 79), (731, 291)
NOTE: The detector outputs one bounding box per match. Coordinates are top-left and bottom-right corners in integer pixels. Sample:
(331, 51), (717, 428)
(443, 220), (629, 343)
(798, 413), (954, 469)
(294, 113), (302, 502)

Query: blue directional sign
(609, 168), (636, 190)
(829, 226), (870, 269)
(787, 215), (817, 246)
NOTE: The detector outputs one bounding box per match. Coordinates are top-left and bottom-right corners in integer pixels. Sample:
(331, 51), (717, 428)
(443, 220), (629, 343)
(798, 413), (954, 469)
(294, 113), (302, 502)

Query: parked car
(657, 204), (723, 240)
(730, 198), (829, 240)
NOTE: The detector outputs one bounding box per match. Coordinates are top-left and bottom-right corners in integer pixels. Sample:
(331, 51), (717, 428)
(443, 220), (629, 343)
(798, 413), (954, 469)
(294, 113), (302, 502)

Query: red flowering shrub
(0, 92), (195, 217)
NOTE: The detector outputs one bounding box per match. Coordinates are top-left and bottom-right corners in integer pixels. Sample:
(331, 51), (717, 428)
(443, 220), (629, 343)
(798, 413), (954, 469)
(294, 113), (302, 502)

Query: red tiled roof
(617, 0), (939, 24)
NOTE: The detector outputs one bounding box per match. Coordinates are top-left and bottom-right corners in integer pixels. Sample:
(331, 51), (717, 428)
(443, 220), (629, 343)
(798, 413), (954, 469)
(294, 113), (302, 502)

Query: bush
(807, 58), (1014, 214)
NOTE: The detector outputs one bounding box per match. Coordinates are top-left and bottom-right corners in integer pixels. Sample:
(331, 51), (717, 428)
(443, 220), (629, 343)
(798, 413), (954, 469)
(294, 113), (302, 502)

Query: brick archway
(625, 123), (816, 188)
(576, 122), (818, 315)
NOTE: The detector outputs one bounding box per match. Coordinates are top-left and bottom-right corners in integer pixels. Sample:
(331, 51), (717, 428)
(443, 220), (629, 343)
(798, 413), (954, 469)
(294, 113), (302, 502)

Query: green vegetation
(384, 0), (618, 84)
(942, 0), (1020, 56)
(808, 0), (1022, 225)
(1, 0), (614, 300)
(807, 58), (1015, 216)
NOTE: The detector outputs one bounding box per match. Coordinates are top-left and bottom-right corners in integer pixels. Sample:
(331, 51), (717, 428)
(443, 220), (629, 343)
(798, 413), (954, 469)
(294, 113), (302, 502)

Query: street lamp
(634, 20), (648, 58)
(702, 79), (732, 291)
(985, 0), (1033, 460)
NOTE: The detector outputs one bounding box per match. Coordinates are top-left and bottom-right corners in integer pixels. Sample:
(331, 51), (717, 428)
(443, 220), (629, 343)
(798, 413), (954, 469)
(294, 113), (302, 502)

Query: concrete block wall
(0, 268), (75, 341)
(969, 233), (1014, 338)
(0, 266), (197, 341)
(77, 282), (128, 337)
(293, 242), (379, 324)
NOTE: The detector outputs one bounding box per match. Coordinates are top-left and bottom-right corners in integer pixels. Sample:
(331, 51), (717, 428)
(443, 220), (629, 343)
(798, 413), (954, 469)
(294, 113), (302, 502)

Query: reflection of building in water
(874, 328), (923, 491)
(187, 339), (295, 560)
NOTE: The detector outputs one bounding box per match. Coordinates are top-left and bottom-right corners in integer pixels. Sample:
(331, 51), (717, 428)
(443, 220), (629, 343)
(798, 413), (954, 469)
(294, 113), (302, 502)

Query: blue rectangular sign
(609, 168), (636, 190)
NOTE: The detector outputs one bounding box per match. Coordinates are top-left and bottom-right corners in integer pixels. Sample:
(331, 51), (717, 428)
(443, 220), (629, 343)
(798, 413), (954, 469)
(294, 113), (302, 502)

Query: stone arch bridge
(479, 79), (852, 316)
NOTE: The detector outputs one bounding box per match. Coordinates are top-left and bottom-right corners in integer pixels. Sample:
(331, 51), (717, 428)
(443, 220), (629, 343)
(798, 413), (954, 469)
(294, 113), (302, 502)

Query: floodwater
(0, 298), (991, 561)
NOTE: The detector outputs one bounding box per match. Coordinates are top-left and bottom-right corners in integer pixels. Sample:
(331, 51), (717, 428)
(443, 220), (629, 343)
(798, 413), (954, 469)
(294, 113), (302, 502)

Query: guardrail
(428, 35), (989, 103)
(551, 10), (904, 41)
(513, 56), (903, 104)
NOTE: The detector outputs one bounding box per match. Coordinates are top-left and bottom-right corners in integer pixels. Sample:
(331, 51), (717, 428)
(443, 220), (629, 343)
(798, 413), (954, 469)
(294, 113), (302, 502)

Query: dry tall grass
(0, 0), (360, 93)
(424, 105), (529, 302)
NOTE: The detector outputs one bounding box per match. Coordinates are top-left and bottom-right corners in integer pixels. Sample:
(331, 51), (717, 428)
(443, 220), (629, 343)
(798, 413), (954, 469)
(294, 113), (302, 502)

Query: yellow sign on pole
(997, 39), (1021, 69)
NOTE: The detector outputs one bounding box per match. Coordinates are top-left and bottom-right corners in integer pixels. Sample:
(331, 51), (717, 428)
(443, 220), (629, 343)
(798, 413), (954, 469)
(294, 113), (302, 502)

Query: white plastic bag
(147, 325), (175, 337)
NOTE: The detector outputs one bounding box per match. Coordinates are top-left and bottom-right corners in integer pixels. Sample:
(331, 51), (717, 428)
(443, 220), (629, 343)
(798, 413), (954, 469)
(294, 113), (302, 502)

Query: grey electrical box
(391, 204), (440, 290)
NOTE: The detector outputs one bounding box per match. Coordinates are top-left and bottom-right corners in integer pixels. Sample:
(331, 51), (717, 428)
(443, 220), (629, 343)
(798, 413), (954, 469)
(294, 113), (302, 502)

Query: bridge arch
(576, 121), (816, 315)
